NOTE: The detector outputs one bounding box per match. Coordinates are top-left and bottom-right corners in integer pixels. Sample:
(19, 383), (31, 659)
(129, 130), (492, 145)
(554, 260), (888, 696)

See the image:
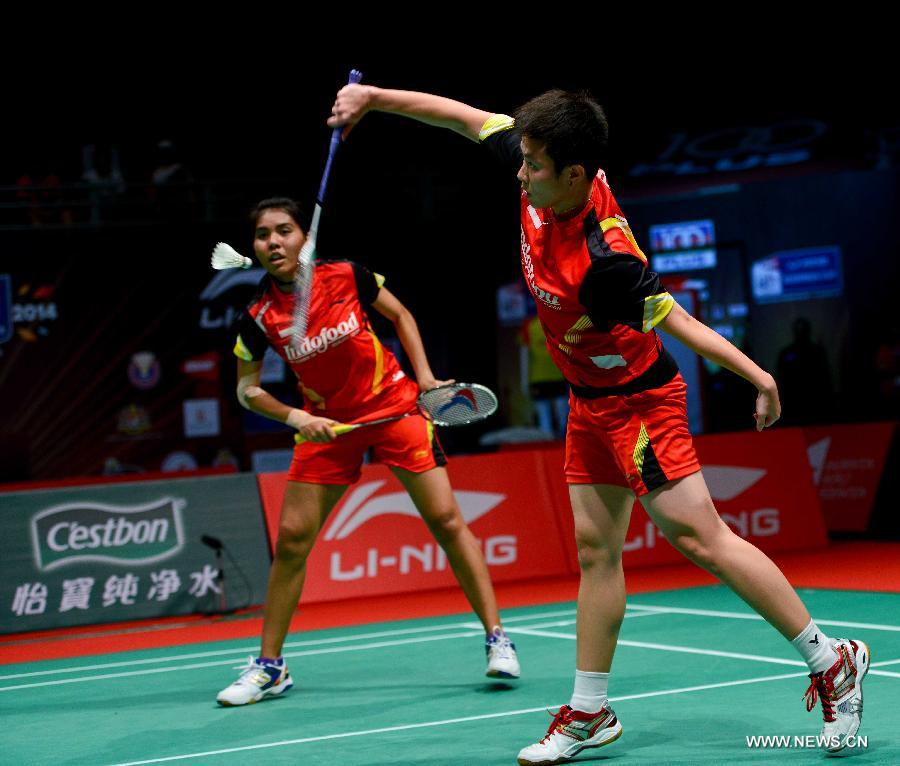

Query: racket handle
(294, 423), (354, 444)
(318, 69), (364, 202)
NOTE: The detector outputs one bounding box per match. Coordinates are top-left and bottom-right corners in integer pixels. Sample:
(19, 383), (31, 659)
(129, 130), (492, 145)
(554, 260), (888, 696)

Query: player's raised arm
(328, 84), (494, 142)
(658, 302), (781, 431)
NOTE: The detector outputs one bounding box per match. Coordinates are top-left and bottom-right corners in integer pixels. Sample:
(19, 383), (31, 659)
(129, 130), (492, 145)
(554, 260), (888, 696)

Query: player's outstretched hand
(754, 383), (781, 431)
(419, 377), (456, 393)
(298, 416), (339, 443)
(328, 84), (372, 138)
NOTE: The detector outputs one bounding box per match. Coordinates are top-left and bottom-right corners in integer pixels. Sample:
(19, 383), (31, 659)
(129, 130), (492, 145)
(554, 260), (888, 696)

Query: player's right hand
(297, 417), (339, 443)
(328, 84), (372, 138)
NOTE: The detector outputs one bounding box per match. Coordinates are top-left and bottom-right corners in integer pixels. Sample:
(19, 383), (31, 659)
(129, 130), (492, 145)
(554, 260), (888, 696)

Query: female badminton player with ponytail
(215, 197), (519, 706)
(327, 87), (871, 761)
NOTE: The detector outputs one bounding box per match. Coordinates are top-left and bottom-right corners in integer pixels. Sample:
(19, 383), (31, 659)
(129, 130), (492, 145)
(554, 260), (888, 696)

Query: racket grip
(319, 69), (365, 203)
(294, 423), (353, 444)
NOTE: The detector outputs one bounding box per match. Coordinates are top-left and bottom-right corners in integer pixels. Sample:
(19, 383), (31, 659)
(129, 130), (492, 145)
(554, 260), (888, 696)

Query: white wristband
(286, 409), (307, 430)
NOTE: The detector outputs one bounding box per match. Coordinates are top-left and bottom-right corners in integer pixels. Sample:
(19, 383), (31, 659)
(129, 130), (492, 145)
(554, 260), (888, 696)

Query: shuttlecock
(211, 242), (253, 270)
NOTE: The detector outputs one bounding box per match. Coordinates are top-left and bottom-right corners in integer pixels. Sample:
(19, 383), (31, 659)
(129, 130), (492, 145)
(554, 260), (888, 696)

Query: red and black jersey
(480, 116), (678, 397)
(233, 260), (418, 422)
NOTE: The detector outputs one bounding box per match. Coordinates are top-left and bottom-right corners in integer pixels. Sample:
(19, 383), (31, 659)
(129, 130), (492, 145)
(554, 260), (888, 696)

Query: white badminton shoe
(517, 704), (622, 765)
(803, 638), (870, 752)
(485, 627), (520, 679)
(216, 656), (293, 706)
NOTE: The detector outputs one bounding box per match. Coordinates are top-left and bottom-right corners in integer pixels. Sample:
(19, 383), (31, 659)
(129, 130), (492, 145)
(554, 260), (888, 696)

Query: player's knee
(670, 527), (727, 574)
(574, 530), (621, 571)
(274, 523), (316, 563)
(424, 504), (464, 542)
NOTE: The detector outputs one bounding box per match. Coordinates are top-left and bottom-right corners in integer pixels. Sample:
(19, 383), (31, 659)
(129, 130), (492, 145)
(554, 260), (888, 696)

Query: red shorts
(565, 374), (700, 495)
(288, 413), (447, 485)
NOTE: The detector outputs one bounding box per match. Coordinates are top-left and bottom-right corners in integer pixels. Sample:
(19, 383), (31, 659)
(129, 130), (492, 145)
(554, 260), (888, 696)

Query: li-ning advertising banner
(257, 428), (827, 602)
(257, 451), (574, 603)
(547, 428), (828, 571)
(0, 474), (271, 633)
(803, 422), (895, 533)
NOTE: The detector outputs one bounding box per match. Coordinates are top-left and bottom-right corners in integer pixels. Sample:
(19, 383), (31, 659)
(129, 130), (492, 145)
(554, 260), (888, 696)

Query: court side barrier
(0, 473), (271, 634)
(257, 427), (829, 603)
(540, 427), (829, 573)
(257, 451), (574, 604)
(802, 421), (895, 533)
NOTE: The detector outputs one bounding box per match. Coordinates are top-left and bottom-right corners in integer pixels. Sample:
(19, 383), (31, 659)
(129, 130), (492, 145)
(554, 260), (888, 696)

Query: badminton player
(216, 198), (520, 706)
(327, 86), (870, 761)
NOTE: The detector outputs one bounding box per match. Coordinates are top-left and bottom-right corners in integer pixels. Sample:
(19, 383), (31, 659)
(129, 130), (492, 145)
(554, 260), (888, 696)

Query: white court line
(0, 606), (586, 682)
(102, 670), (810, 766)
(627, 604), (900, 633)
(509, 627), (900, 680)
(0, 631), (482, 692)
(0, 622), (480, 682)
(508, 627), (807, 666)
(5, 601), (897, 690)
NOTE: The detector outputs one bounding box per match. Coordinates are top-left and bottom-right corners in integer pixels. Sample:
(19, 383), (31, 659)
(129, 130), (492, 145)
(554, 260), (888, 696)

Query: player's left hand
(754, 384), (781, 431)
(419, 377), (455, 393)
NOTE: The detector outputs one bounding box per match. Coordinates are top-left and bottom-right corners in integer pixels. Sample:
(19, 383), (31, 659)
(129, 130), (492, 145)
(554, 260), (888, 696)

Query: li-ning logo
(282, 311), (360, 361)
(520, 226), (561, 310)
(324, 481), (504, 540)
(321, 481), (514, 581)
(625, 466), (779, 551)
(436, 388), (479, 419)
(31, 499), (186, 571)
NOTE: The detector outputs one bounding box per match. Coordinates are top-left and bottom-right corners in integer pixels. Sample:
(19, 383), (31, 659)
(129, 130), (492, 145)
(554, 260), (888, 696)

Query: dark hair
(249, 197), (309, 231)
(514, 89), (608, 179)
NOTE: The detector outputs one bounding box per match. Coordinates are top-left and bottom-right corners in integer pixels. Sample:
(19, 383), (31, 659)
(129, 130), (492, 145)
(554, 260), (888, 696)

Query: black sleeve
(579, 255), (669, 331)
(233, 310), (270, 361)
(351, 262), (381, 305)
(482, 127), (522, 172)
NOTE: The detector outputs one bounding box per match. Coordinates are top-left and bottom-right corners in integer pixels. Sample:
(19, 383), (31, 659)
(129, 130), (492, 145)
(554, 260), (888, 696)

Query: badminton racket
(294, 382), (498, 444)
(290, 68), (363, 348)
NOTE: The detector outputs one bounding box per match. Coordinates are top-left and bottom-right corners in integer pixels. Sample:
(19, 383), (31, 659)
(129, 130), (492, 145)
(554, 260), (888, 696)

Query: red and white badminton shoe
(486, 627), (520, 679)
(216, 656), (293, 706)
(803, 638), (870, 752)
(517, 704), (622, 765)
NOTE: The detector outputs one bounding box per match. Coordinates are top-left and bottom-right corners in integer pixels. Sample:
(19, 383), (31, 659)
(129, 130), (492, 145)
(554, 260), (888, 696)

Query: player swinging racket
(216, 198), (519, 706)
(327, 87), (871, 761)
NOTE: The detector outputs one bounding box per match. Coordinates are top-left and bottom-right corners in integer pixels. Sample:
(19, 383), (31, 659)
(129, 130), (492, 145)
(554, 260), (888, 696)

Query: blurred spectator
(776, 317), (834, 425)
(875, 325), (900, 417)
(15, 160), (73, 226)
(519, 315), (569, 439)
(81, 142), (125, 224)
(149, 139), (196, 221)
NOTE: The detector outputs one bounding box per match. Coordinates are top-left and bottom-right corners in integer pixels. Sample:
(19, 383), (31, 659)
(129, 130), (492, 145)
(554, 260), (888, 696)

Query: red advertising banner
(803, 422), (895, 532)
(543, 428), (828, 571)
(257, 428), (827, 603)
(257, 451), (573, 603)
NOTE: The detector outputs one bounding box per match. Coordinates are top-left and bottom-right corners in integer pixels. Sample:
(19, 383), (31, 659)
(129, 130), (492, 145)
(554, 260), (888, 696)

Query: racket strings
(418, 384), (498, 427)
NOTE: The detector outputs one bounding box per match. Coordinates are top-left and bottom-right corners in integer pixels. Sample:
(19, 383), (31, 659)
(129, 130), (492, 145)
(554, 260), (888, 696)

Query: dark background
(2, 51), (898, 481)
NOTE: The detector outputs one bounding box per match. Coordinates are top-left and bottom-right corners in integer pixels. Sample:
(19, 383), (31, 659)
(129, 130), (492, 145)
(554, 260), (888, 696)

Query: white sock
(569, 669), (609, 713)
(790, 620), (835, 674)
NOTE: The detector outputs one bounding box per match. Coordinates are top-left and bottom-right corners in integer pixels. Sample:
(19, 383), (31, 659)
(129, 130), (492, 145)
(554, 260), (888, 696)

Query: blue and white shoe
(216, 656), (293, 706)
(486, 627), (520, 679)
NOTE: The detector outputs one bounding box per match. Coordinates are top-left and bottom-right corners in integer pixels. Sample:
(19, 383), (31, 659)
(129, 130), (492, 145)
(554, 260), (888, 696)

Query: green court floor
(2, 586), (897, 765)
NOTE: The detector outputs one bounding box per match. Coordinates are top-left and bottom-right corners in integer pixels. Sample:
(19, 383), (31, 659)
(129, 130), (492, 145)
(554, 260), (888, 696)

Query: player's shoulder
(315, 259), (356, 277)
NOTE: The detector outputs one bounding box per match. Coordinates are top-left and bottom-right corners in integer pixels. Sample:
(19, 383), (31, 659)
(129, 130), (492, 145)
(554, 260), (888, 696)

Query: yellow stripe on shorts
(633, 422), (650, 474)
